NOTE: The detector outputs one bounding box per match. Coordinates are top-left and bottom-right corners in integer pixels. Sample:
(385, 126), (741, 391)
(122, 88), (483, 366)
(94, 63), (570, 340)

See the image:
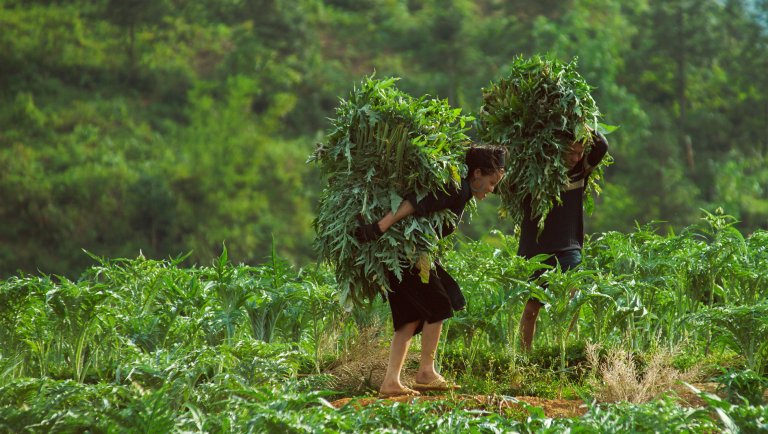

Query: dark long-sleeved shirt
(405, 178), (472, 238)
(517, 134), (609, 258)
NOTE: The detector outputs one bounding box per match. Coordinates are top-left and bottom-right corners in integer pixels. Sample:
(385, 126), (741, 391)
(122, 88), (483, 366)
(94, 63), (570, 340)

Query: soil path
(330, 382), (754, 419)
(330, 394), (587, 418)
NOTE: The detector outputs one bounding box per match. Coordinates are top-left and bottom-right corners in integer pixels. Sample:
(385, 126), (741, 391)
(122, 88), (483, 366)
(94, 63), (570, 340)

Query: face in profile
(470, 168), (505, 200)
(565, 141), (585, 170)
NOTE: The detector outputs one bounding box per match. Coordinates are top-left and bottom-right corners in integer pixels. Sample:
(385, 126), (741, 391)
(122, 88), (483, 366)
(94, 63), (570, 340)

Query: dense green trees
(1, 0), (767, 276)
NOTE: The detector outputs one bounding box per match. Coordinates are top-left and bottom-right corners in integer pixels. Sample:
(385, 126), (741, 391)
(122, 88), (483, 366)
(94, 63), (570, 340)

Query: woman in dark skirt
(355, 145), (506, 397)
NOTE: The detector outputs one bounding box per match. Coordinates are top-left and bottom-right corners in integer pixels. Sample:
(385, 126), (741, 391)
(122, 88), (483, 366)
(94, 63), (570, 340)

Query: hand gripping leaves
(310, 76), (472, 307)
(477, 55), (612, 229)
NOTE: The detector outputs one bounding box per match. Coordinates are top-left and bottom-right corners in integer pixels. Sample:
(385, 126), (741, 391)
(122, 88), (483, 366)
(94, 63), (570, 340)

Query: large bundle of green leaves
(310, 76), (472, 307)
(477, 55), (611, 229)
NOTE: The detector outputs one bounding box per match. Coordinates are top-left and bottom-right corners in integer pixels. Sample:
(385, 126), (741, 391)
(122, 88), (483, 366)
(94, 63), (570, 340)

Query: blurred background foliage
(1, 0), (767, 276)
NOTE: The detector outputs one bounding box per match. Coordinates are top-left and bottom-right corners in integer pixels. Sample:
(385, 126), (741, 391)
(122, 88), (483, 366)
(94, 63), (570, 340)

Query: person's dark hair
(466, 145), (507, 176)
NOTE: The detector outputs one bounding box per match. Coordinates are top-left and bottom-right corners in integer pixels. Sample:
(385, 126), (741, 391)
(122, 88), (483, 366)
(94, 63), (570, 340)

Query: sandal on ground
(377, 387), (421, 399)
(412, 377), (461, 392)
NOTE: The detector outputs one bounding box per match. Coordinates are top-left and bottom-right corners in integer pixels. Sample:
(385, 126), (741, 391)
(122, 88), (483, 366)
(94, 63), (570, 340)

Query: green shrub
(715, 368), (768, 405)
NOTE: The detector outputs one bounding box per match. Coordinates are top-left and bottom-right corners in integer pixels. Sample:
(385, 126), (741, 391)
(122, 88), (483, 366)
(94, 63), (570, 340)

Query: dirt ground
(324, 333), (761, 419)
(324, 337), (587, 418)
(330, 393), (587, 418)
(329, 383), (745, 419)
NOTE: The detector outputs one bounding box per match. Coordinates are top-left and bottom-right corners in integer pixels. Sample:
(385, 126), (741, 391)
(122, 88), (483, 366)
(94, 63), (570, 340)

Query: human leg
(518, 250), (583, 351)
(519, 254), (557, 352)
(380, 263), (454, 394)
(379, 320), (421, 395)
(415, 320), (443, 384)
(520, 298), (543, 352)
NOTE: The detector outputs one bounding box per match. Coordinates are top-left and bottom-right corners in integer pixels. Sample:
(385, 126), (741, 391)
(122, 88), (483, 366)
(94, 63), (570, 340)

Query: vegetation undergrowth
(1, 212), (766, 431)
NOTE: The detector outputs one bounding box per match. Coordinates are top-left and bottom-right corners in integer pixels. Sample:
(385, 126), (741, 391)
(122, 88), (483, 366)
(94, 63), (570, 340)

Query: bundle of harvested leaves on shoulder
(477, 55), (612, 229)
(310, 76), (472, 307)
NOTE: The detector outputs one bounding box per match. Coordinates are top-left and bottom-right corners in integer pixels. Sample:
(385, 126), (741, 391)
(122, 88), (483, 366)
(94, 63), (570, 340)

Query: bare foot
(414, 372), (443, 385)
(378, 385), (421, 398)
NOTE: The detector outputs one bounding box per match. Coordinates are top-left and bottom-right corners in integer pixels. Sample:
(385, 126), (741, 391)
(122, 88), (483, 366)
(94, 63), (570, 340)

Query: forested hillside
(2, 0), (767, 276)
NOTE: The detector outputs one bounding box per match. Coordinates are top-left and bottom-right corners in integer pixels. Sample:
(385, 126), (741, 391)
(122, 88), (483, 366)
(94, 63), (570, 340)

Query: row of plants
(1, 375), (765, 432)
(442, 210), (768, 375)
(0, 211), (766, 431)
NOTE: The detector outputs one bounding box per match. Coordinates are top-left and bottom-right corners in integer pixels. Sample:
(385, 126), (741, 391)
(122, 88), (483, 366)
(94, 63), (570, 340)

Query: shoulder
(459, 177), (474, 205)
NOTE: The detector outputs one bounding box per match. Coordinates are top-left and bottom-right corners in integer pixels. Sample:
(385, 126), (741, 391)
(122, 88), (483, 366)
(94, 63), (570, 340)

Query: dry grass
(586, 343), (703, 403)
(324, 327), (418, 392)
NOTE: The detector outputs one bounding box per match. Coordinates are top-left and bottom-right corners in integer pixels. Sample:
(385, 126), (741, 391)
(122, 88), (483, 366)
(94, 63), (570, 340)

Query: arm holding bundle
(355, 187), (456, 242)
(354, 200), (416, 242)
(584, 131), (609, 174)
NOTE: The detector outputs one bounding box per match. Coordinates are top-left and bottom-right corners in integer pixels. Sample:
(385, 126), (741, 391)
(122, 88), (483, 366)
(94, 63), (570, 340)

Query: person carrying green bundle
(312, 76), (482, 308)
(518, 129), (609, 351)
(477, 55), (613, 352)
(356, 145), (506, 398)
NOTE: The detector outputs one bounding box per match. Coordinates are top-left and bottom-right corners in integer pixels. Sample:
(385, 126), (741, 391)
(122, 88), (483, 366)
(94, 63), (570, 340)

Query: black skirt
(386, 262), (463, 335)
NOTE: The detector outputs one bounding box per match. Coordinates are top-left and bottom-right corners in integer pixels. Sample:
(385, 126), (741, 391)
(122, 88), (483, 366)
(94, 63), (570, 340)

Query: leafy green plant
(683, 210), (750, 307)
(45, 278), (110, 383)
(714, 368), (768, 405)
(584, 275), (647, 345)
(445, 232), (545, 345)
(689, 303), (768, 373)
(534, 266), (607, 372)
(720, 403), (768, 433)
(0, 276), (37, 355)
(310, 75), (473, 307)
(3, 277), (53, 378)
(298, 277), (344, 373)
(204, 247), (251, 345)
(119, 387), (178, 434)
(528, 341), (589, 373)
(0, 354), (23, 388)
(0, 215), (767, 432)
(80, 252), (207, 357)
(689, 383), (768, 433)
(574, 397), (720, 433)
(441, 233), (543, 364)
(477, 55), (612, 229)
(244, 241), (306, 344)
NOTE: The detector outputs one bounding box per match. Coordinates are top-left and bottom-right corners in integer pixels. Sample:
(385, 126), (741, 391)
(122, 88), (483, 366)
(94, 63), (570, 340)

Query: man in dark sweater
(518, 131), (609, 351)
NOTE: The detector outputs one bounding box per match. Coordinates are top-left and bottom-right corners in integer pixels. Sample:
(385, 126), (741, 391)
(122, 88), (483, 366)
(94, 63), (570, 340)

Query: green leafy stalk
(311, 76), (473, 307)
(477, 55), (612, 229)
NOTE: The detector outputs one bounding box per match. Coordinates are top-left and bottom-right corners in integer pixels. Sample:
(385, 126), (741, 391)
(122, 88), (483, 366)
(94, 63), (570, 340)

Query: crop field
(1, 211), (767, 433)
(4, 1), (768, 432)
